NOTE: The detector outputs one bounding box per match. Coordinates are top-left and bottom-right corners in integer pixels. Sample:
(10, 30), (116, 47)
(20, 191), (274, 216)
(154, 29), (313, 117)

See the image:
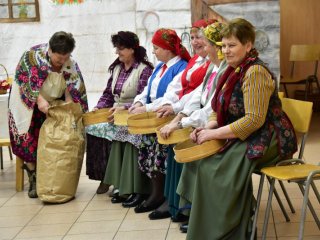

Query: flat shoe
(180, 223), (188, 233)
(122, 194), (147, 208)
(148, 210), (171, 220)
(134, 200), (163, 213)
(111, 193), (127, 203)
(171, 213), (189, 223)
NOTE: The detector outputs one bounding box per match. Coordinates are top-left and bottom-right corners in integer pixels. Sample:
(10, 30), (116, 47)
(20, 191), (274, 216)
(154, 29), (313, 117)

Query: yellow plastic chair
(280, 44), (320, 99)
(258, 98), (320, 239)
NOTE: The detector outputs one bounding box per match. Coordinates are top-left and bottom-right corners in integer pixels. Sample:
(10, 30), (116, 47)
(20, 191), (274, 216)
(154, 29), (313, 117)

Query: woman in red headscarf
(129, 28), (191, 213)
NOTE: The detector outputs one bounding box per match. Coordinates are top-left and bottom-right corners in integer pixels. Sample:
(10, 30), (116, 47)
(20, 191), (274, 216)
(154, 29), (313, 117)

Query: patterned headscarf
(203, 22), (226, 60)
(152, 28), (191, 61)
(192, 19), (217, 29)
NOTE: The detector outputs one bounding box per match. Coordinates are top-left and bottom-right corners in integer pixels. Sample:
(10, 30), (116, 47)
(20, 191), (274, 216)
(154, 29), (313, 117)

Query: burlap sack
(37, 101), (85, 203)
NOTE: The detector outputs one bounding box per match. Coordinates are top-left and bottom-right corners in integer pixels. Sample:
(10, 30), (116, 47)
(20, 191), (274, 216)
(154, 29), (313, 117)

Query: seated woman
(129, 28), (191, 213)
(150, 21), (227, 222)
(86, 31), (153, 194)
(185, 18), (297, 240)
(8, 31), (88, 198)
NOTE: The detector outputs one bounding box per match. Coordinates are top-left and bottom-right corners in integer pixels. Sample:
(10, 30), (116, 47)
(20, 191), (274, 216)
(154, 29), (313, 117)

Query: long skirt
(176, 160), (200, 215)
(9, 106), (46, 163)
(138, 134), (168, 178)
(104, 141), (151, 195)
(164, 146), (183, 217)
(86, 134), (111, 181)
(186, 134), (280, 240)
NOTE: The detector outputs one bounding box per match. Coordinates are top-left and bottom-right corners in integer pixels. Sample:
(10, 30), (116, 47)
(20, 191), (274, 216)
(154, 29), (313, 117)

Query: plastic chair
(280, 44), (320, 99)
(258, 98), (319, 239)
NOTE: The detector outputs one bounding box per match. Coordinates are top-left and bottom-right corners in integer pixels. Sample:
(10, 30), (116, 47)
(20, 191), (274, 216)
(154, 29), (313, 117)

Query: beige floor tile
(275, 221), (320, 238)
(15, 223), (72, 239)
(39, 201), (88, 214)
(28, 212), (81, 225)
(15, 237), (63, 240)
(63, 232), (115, 240)
(114, 229), (167, 240)
(0, 226), (23, 240)
(0, 215), (33, 227)
(119, 217), (170, 232)
(0, 205), (42, 217)
(77, 209), (127, 222)
(85, 198), (122, 211)
(166, 228), (187, 240)
(67, 220), (121, 234)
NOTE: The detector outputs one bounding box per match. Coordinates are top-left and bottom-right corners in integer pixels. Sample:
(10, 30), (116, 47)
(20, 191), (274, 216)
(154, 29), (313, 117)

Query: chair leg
(279, 180), (296, 213)
(267, 177), (290, 222)
(262, 177), (276, 240)
(16, 156), (24, 191)
(251, 174), (265, 240)
(8, 146), (13, 161)
(298, 183), (320, 229)
(0, 147), (3, 170)
(282, 83), (289, 98)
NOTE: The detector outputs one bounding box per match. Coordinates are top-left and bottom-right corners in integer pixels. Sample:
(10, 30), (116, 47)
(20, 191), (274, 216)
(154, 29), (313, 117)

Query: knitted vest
(111, 63), (148, 107)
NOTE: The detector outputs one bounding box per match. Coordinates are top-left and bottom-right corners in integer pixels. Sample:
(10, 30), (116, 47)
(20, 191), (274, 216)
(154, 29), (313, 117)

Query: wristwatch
(177, 121), (183, 129)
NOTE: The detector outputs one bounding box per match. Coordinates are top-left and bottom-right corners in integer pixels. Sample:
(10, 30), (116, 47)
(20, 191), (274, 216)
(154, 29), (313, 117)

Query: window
(0, 0), (40, 23)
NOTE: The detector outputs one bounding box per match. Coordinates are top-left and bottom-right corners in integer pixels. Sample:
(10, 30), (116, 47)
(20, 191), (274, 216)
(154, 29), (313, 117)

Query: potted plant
(18, 1), (28, 18)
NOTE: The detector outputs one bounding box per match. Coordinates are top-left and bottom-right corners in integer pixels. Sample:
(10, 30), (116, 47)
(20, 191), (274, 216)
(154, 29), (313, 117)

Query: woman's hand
(156, 104), (174, 118)
(65, 88), (72, 103)
(205, 120), (218, 129)
(130, 105), (146, 114)
(128, 102), (143, 113)
(37, 94), (50, 114)
(195, 129), (217, 144)
(160, 122), (179, 139)
(190, 127), (204, 143)
(108, 106), (125, 122)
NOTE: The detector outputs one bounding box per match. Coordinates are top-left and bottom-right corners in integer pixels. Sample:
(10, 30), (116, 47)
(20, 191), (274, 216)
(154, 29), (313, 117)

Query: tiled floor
(0, 113), (319, 240)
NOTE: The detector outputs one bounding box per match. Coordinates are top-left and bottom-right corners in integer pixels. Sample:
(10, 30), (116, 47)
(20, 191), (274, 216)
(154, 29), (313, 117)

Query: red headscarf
(152, 28), (191, 62)
(192, 19), (217, 29)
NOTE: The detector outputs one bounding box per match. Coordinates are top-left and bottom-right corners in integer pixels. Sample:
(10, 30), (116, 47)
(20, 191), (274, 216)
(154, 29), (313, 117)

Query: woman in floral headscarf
(8, 31), (88, 198)
(129, 28), (191, 214)
(186, 18), (297, 240)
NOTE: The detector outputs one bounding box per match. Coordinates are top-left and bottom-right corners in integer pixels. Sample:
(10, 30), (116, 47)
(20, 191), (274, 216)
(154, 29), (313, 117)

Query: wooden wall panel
(280, 0), (320, 95)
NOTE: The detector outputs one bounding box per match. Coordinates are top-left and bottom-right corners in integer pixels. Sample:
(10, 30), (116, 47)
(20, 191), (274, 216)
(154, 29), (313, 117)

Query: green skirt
(104, 141), (150, 195)
(176, 160), (200, 215)
(164, 146), (183, 217)
(186, 134), (280, 240)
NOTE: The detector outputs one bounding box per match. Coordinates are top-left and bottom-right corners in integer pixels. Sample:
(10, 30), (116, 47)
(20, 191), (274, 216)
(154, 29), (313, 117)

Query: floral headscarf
(152, 28), (191, 61)
(203, 22), (226, 60)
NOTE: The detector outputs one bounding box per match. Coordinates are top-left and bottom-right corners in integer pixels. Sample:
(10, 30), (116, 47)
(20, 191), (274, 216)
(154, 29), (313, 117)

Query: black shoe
(122, 194), (147, 208)
(148, 210), (171, 220)
(134, 200), (164, 213)
(111, 192), (127, 204)
(171, 213), (189, 223)
(180, 223), (188, 233)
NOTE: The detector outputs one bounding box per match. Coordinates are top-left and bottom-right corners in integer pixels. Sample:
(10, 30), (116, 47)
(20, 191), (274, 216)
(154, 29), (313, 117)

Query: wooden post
(16, 156), (24, 191)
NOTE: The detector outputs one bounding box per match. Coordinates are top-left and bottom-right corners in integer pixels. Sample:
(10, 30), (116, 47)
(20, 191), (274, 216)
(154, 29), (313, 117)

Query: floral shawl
(8, 43), (88, 135)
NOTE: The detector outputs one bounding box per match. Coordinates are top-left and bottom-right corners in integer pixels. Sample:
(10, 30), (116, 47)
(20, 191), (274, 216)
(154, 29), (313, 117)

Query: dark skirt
(85, 133), (111, 181)
(138, 134), (168, 178)
(104, 141), (151, 195)
(186, 133), (280, 240)
(164, 146), (183, 217)
(9, 105), (46, 163)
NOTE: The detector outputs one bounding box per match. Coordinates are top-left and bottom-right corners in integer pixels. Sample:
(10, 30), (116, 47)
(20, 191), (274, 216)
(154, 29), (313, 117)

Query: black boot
(22, 164), (38, 198)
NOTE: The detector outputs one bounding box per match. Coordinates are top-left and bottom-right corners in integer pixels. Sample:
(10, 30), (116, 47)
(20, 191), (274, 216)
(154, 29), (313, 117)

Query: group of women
(9, 17), (298, 240)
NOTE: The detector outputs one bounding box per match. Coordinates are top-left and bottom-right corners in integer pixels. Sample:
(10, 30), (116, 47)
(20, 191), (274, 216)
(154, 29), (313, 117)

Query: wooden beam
(204, 0), (277, 5)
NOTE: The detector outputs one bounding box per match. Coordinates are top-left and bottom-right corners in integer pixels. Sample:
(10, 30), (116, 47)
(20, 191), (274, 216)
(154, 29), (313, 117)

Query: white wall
(0, 0), (191, 106)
